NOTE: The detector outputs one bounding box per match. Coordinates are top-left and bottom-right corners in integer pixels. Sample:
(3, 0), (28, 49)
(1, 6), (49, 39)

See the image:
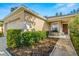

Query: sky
(0, 3), (79, 20)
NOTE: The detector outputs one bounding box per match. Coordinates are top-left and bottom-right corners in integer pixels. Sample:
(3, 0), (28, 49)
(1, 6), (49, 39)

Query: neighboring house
(3, 6), (78, 37)
(0, 21), (3, 33)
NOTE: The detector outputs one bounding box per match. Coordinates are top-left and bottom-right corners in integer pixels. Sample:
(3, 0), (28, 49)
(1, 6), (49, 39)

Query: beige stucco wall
(24, 11), (49, 31)
(3, 9), (25, 36)
(6, 19), (26, 29)
(4, 8), (25, 23)
(0, 27), (3, 32)
(34, 18), (49, 31)
(3, 9), (49, 36)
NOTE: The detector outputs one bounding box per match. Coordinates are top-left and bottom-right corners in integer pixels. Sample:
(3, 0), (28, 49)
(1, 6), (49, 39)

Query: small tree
(77, 8), (79, 13)
(70, 11), (73, 14)
(73, 9), (76, 14)
(55, 12), (59, 16)
(70, 9), (77, 14)
(59, 12), (63, 16)
(11, 7), (18, 12)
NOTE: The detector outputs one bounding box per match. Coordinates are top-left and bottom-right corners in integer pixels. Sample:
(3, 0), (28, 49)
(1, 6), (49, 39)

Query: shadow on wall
(42, 22), (50, 31)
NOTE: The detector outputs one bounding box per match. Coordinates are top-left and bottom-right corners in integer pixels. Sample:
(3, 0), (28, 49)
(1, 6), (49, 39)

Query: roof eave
(47, 14), (78, 22)
(3, 6), (47, 21)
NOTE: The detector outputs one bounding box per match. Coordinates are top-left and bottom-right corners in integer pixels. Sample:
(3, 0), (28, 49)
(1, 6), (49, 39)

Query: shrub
(69, 16), (79, 55)
(7, 29), (22, 48)
(21, 31), (47, 46)
(38, 31), (47, 40)
(21, 32), (35, 46)
(7, 29), (47, 48)
(0, 32), (3, 37)
(31, 32), (40, 43)
(46, 31), (49, 38)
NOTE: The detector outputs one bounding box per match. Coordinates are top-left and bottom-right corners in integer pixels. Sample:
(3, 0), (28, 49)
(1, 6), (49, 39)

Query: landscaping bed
(6, 38), (58, 56)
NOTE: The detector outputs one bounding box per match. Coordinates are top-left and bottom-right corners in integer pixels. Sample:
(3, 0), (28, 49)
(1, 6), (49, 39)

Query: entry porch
(48, 20), (69, 38)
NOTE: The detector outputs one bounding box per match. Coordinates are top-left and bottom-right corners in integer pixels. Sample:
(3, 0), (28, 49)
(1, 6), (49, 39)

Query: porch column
(59, 21), (63, 36)
(68, 24), (70, 36)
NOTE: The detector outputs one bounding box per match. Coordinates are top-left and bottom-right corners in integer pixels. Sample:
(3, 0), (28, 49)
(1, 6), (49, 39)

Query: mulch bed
(6, 38), (58, 56)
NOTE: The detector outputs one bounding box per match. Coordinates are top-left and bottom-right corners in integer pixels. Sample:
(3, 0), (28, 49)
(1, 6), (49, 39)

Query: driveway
(0, 37), (10, 56)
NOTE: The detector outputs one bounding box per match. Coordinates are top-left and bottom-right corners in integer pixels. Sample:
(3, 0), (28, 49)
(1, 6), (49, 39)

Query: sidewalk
(0, 37), (11, 56)
(0, 49), (8, 56)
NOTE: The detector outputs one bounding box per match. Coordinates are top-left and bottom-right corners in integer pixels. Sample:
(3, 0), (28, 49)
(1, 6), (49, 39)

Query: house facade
(3, 6), (49, 36)
(47, 14), (77, 37)
(3, 6), (78, 37)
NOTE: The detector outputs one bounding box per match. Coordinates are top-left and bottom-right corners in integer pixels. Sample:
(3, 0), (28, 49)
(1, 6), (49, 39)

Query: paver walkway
(50, 36), (77, 56)
(0, 37), (9, 56)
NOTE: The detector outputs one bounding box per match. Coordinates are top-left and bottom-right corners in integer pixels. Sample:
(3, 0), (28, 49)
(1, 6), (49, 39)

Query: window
(51, 24), (59, 32)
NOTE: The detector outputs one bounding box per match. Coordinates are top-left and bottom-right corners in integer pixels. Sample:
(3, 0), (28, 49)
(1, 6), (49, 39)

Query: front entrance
(62, 24), (68, 34)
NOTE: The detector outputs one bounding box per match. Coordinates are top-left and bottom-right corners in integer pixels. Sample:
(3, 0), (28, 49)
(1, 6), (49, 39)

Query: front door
(62, 24), (68, 34)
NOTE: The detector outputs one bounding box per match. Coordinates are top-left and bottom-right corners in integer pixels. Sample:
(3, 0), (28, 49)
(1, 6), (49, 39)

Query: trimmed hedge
(7, 29), (47, 48)
(21, 31), (47, 46)
(7, 29), (22, 48)
(21, 32), (35, 46)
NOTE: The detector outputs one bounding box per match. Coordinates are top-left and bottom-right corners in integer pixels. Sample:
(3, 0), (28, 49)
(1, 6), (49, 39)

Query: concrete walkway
(50, 36), (77, 56)
(0, 37), (10, 56)
(0, 49), (8, 56)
